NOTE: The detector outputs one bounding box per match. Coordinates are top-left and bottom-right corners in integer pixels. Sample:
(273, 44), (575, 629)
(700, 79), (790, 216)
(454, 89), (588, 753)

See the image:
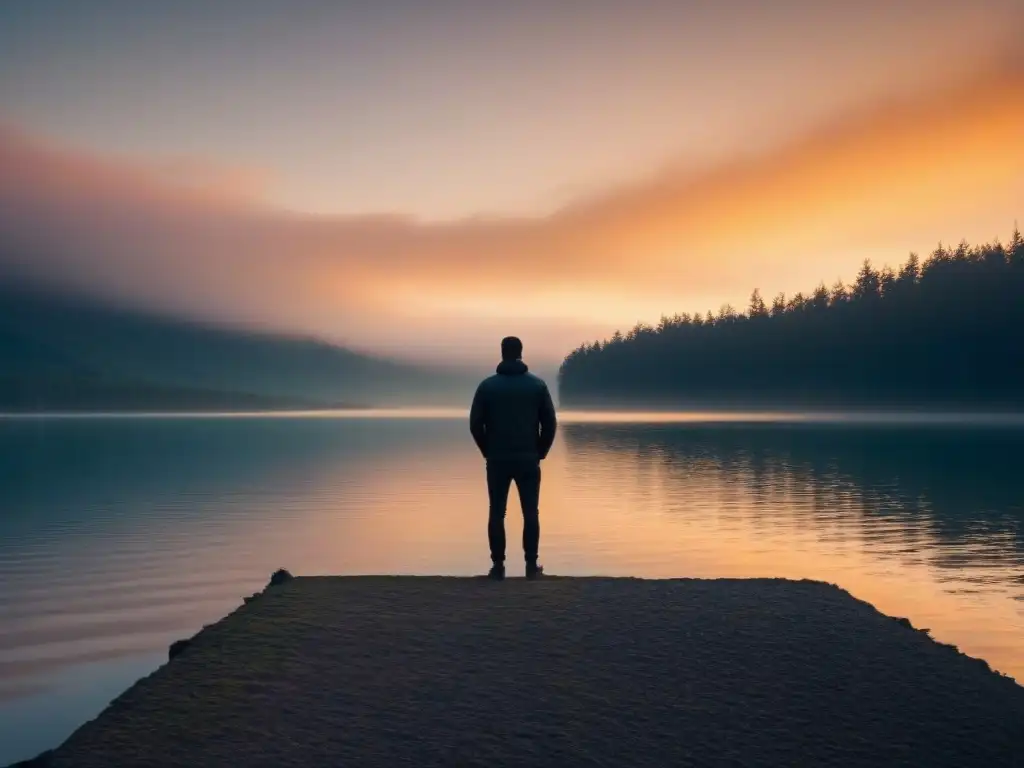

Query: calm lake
(1, 411), (1023, 763)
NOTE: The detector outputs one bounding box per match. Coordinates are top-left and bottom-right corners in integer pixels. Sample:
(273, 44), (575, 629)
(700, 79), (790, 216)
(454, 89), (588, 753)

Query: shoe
(487, 564), (505, 581)
(526, 562), (544, 580)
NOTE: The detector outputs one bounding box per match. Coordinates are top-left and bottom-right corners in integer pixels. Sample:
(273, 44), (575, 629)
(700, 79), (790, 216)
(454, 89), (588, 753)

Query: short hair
(500, 336), (523, 360)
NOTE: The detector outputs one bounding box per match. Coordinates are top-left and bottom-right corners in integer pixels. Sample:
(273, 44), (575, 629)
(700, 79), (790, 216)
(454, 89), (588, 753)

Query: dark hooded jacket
(469, 359), (557, 462)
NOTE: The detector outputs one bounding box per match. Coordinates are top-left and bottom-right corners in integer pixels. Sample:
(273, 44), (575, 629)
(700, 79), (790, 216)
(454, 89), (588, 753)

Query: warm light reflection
(2, 414), (1023, 758)
(7, 409), (1024, 425)
(60, 414), (1011, 681)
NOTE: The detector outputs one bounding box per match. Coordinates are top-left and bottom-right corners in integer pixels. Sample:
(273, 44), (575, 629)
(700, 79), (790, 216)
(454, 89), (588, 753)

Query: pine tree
(748, 289), (768, 318)
(810, 283), (830, 311)
(898, 253), (920, 285)
(771, 293), (787, 317)
(853, 259), (881, 300)
(1009, 225), (1024, 268)
(830, 280), (848, 305)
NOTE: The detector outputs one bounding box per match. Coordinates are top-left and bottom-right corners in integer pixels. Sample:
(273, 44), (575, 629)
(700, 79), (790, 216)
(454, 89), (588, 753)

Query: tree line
(558, 228), (1024, 408)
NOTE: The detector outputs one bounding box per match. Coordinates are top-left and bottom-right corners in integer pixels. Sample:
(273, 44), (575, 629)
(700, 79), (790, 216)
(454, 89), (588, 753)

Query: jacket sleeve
(537, 384), (557, 460)
(469, 383), (487, 458)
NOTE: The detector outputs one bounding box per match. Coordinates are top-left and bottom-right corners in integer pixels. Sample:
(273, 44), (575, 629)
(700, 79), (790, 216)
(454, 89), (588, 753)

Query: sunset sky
(1, 0), (1022, 364)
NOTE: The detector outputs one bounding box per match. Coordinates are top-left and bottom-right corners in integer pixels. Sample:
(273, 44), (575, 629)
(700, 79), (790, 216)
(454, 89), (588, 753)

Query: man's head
(500, 336), (523, 361)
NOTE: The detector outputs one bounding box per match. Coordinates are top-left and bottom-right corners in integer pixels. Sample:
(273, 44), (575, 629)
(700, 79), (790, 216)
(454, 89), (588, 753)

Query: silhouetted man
(470, 336), (557, 580)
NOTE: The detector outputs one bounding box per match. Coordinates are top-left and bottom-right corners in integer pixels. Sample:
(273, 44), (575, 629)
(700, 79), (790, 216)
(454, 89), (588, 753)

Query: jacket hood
(496, 359), (529, 375)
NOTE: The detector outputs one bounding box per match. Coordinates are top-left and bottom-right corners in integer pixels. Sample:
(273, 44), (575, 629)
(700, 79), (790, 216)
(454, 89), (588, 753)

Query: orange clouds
(1, 62), (1022, 362)
(551, 64), (1024, 291)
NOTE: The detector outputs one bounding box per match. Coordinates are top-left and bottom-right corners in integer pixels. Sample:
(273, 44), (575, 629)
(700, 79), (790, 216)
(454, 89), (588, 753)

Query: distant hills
(0, 283), (470, 412)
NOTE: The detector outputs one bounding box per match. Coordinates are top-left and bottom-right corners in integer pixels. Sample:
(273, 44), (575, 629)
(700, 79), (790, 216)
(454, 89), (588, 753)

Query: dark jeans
(486, 459), (541, 564)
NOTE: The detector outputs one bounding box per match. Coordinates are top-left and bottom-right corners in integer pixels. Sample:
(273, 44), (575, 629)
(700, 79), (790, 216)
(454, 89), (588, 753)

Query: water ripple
(1, 415), (1023, 764)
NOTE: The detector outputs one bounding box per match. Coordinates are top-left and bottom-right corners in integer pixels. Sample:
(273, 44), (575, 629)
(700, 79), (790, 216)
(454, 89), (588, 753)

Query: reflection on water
(1, 414), (1023, 762)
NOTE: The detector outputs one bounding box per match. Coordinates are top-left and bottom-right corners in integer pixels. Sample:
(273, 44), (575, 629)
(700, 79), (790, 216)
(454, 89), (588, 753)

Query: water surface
(1, 412), (1022, 763)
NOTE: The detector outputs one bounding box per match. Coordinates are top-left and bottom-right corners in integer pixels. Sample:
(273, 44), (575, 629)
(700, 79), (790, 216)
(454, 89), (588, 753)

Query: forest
(558, 228), (1024, 409)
